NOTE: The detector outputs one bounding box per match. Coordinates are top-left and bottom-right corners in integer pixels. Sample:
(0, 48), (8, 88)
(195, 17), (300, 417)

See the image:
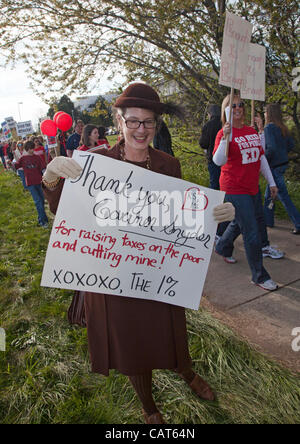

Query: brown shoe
(189, 374), (215, 401)
(142, 409), (165, 424)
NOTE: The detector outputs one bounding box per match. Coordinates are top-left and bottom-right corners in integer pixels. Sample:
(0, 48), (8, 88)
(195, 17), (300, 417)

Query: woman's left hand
(213, 202), (235, 222)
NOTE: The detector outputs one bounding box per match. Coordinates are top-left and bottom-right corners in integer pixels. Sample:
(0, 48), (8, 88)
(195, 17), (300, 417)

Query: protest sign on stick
(41, 151), (225, 310)
(219, 12), (253, 90)
(46, 136), (59, 158)
(219, 12), (253, 155)
(241, 43), (266, 125)
(1, 121), (12, 140)
(17, 121), (34, 138)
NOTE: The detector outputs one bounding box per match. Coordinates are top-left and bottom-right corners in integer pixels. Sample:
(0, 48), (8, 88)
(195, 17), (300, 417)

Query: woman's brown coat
(43, 142), (192, 376)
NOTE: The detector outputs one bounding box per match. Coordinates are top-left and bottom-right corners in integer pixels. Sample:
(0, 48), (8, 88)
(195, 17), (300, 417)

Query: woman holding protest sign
(42, 83), (235, 424)
(213, 93), (278, 291)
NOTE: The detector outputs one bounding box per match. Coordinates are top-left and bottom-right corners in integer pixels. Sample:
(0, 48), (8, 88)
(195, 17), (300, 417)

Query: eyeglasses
(232, 102), (244, 109)
(121, 115), (157, 129)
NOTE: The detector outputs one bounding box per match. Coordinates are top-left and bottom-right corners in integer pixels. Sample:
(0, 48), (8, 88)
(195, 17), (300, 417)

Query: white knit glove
(213, 202), (235, 222)
(43, 157), (82, 183)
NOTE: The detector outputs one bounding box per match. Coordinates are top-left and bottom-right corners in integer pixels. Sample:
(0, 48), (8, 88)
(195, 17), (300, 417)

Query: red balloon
(53, 111), (65, 125)
(56, 113), (73, 132)
(40, 119), (57, 137)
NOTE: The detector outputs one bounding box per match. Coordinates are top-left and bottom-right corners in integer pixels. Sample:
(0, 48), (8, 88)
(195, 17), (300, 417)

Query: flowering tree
(0, 0), (298, 146)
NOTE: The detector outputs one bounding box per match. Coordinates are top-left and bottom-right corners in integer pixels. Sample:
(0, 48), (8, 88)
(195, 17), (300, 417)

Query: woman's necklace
(119, 145), (151, 170)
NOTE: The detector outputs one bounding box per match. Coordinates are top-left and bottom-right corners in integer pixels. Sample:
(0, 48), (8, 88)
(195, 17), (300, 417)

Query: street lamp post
(18, 102), (23, 121)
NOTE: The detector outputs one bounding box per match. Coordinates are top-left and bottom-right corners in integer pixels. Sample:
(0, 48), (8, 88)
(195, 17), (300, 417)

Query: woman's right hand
(223, 122), (231, 138)
(43, 157), (82, 183)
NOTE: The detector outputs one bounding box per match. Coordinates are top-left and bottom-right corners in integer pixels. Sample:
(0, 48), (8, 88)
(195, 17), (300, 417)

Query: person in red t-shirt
(213, 94), (278, 292)
(0, 143), (7, 169)
(15, 140), (48, 228)
(33, 137), (47, 172)
(3, 143), (11, 169)
(78, 124), (110, 152)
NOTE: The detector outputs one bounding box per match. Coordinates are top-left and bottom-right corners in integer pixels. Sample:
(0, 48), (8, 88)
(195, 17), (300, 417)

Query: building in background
(74, 93), (116, 113)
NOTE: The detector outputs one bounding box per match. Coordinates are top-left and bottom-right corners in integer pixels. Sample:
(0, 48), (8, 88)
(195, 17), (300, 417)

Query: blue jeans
(264, 165), (300, 230)
(17, 169), (28, 190)
(207, 161), (221, 190)
(219, 189), (269, 248)
(28, 184), (48, 226)
(216, 192), (271, 284)
(0, 154), (7, 169)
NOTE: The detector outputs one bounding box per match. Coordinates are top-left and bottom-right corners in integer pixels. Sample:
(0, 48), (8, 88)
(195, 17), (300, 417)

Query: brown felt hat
(114, 83), (165, 114)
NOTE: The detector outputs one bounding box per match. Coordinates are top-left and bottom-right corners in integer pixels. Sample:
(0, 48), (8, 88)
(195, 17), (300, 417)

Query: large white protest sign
(41, 151), (225, 310)
(17, 121), (34, 137)
(5, 116), (16, 130)
(241, 43), (266, 101)
(219, 12), (253, 90)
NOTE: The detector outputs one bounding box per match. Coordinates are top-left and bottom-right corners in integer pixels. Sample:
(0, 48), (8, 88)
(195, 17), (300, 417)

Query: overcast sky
(0, 67), (48, 129)
(0, 65), (124, 130)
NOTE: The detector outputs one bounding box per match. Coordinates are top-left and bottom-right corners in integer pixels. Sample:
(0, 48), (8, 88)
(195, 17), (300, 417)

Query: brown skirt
(84, 292), (192, 376)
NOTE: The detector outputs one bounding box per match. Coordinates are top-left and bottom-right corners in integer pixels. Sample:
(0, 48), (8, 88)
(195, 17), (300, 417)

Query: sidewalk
(202, 219), (300, 373)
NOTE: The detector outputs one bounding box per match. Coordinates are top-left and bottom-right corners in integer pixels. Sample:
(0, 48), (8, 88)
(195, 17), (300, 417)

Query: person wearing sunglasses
(42, 83), (235, 424)
(231, 102), (245, 109)
(212, 94), (279, 292)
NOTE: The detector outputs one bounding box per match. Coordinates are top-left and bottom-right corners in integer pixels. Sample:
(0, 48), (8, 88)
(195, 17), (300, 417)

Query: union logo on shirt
(240, 147), (260, 164)
(234, 134), (261, 165)
(26, 162), (38, 169)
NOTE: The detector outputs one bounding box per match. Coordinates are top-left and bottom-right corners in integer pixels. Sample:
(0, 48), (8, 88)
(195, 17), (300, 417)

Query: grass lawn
(0, 143), (299, 424)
